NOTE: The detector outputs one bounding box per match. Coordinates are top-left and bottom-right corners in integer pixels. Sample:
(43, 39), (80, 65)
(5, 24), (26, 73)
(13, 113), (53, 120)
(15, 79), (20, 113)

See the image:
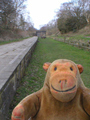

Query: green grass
(57, 36), (65, 39)
(0, 37), (30, 45)
(57, 34), (90, 42)
(68, 35), (90, 41)
(86, 34), (90, 36)
(8, 37), (90, 119)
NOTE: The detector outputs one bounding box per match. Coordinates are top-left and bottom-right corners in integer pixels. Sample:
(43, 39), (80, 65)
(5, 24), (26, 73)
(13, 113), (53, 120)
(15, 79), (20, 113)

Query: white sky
(27, 0), (69, 29)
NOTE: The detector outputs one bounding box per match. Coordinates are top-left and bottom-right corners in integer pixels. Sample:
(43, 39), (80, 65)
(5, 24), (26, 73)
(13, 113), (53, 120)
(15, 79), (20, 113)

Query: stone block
(0, 37), (38, 119)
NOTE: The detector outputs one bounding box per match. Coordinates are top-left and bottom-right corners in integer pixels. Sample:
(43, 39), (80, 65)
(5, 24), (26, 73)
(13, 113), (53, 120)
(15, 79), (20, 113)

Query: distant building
(36, 30), (46, 38)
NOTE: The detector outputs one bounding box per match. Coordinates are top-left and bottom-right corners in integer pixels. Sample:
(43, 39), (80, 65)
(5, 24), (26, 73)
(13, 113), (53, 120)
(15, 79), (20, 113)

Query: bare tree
(57, 1), (88, 33)
(11, 0), (27, 29)
(0, 0), (16, 29)
(72, 0), (90, 24)
(0, 0), (29, 30)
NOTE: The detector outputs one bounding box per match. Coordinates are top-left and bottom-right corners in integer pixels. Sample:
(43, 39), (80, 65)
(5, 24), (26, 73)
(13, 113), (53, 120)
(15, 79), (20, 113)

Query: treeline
(0, 0), (34, 31)
(57, 0), (90, 33)
(40, 0), (90, 35)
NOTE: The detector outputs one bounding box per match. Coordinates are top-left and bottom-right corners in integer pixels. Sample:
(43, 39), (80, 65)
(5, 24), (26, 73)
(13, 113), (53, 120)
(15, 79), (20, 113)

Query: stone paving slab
(0, 36), (38, 91)
(0, 36), (38, 120)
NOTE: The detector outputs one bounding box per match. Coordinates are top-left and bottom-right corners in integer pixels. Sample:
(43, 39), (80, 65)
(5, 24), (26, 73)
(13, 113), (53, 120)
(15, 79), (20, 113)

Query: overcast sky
(27, 0), (69, 29)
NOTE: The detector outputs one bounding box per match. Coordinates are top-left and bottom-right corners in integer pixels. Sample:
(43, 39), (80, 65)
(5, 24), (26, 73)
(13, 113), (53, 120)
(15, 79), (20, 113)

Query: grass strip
(0, 37), (30, 45)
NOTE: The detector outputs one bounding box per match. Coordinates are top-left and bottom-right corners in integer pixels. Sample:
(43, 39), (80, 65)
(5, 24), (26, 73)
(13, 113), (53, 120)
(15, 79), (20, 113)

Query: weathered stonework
(0, 37), (38, 120)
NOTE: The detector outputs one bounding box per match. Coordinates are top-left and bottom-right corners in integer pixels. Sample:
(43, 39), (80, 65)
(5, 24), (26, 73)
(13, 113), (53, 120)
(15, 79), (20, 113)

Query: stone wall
(0, 37), (38, 120)
(53, 37), (90, 51)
